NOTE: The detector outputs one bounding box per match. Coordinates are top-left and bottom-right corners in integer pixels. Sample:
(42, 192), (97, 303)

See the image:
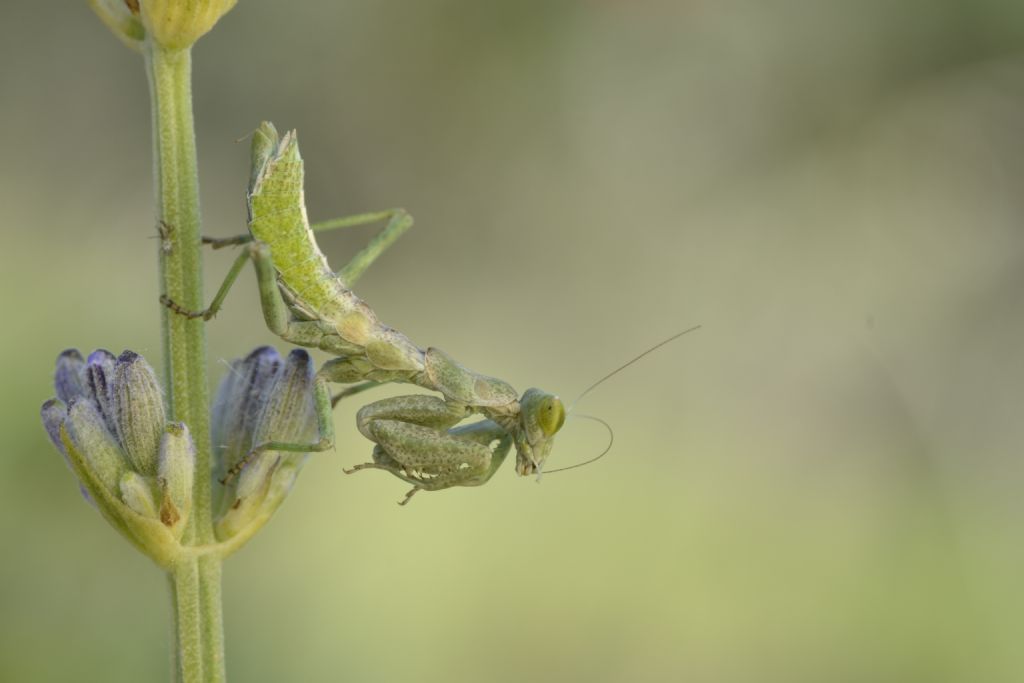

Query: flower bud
(54, 350), (88, 404)
(41, 399), (69, 460)
(158, 422), (195, 535)
(139, 0), (238, 50)
(44, 348), (175, 507)
(211, 346), (282, 487)
(237, 348), (316, 491)
(85, 349), (119, 437)
(41, 347), (195, 567)
(64, 399), (131, 493)
(214, 349), (317, 541)
(253, 349), (317, 447)
(41, 398), (97, 507)
(112, 351), (166, 475)
(119, 471), (160, 519)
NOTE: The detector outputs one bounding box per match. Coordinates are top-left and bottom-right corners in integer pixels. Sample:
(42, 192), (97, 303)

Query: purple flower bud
(112, 350), (166, 475)
(54, 350), (87, 403)
(213, 348), (317, 541)
(85, 349), (118, 437)
(64, 398), (131, 492)
(40, 399), (69, 460)
(235, 349), (316, 500)
(211, 346), (282, 483)
(42, 395), (96, 507)
(253, 349), (316, 446)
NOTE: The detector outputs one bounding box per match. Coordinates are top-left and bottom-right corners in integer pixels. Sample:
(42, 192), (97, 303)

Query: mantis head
(513, 388), (566, 477)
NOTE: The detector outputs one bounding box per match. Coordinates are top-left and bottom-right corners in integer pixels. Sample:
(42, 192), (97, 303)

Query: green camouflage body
(246, 123), (519, 412)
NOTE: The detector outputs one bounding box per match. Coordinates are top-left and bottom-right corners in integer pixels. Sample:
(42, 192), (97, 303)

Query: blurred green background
(3, 1), (1024, 681)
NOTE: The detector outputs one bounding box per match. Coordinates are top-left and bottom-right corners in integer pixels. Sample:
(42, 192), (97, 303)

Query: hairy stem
(169, 556), (225, 682)
(146, 42), (224, 682)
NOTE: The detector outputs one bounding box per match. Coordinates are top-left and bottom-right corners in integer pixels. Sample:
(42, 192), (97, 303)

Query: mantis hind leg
(160, 241), (323, 347)
(202, 234), (253, 249)
(322, 209), (413, 287)
(159, 239), (282, 326)
(160, 247), (252, 320)
(167, 208), (412, 321)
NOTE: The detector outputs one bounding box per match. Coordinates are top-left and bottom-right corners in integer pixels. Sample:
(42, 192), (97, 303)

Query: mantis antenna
(567, 324), (702, 412)
(543, 324), (702, 476)
(541, 413), (613, 475)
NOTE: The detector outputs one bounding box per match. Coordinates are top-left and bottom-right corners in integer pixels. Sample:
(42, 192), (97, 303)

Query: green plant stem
(170, 557), (225, 682)
(146, 42), (224, 682)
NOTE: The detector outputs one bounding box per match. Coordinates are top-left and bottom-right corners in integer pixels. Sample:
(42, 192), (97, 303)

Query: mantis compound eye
(518, 389), (566, 441)
(537, 395), (566, 436)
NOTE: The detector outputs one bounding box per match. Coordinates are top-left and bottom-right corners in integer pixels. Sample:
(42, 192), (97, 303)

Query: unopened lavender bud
(230, 349), (314, 513)
(215, 349), (316, 540)
(85, 349), (118, 437)
(159, 423), (195, 532)
(119, 472), (159, 519)
(212, 346), (281, 483)
(41, 399), (69, 459)
(41, 397), (96, 507)
(54, 350), (87, 403)
(112, 351), (166, 475)
(253, 349), (316, 446)
(64, 399), (130, 492)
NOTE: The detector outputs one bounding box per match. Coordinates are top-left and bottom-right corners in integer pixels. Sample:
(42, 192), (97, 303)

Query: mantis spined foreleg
(345, 408), (513, 504)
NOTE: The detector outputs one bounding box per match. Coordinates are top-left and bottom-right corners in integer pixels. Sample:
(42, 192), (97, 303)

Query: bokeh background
(3, 1), (1024, 681)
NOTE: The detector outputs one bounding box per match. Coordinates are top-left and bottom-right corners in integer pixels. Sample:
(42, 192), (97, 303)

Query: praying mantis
(163, 122), (568, 504)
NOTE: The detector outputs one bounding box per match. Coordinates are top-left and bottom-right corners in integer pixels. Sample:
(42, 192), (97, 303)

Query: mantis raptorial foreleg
(317, 210), (413, 286)
(345, 397), (513, 503)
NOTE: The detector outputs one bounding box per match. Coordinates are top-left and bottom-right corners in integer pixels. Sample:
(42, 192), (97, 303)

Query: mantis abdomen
(247, 124), (426, 376)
